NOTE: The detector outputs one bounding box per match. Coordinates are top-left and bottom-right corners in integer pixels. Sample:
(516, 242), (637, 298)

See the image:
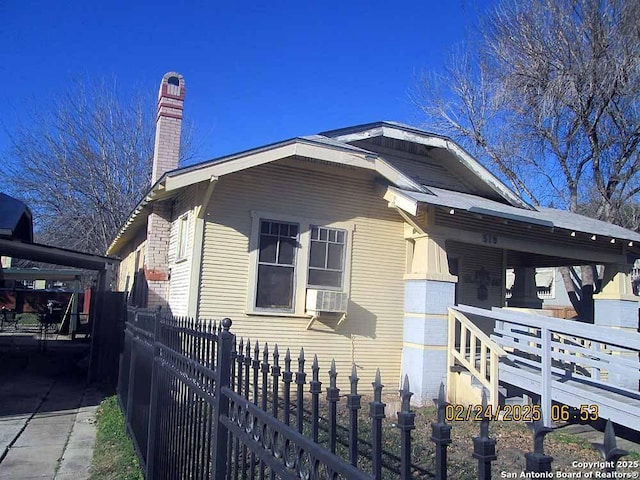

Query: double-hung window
(249, 214), (351, 315)
(256, 220), (299, 310)
(308, 226), (346, 289)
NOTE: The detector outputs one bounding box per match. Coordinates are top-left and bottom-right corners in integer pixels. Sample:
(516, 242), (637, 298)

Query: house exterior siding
(198, 158), (406, 387)
(115, 229), (146, 293)
(167, 186), (198, 317)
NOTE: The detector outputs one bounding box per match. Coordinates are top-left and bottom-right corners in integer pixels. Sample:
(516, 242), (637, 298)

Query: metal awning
(0, 239), (119, 271)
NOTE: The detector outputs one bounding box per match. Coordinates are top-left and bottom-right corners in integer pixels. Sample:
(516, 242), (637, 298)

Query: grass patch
(16, 313), (41, 325)
(90, 395), (143, 480)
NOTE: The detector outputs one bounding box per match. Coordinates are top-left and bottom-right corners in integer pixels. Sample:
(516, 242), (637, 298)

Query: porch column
(593, 264), (639, 390)
(507, 267), (542, 309)
(401, 232), (457, 405)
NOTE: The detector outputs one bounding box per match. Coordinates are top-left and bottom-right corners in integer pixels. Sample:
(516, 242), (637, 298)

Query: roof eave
(107, 135), (424, 255)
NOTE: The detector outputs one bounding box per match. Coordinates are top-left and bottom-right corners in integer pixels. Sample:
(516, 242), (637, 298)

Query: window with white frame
(176, 214), (189, 260)
(256, 220), (299, 310)
(308, 226), (346, 289)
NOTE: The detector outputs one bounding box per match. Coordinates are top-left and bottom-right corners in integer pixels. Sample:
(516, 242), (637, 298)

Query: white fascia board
(378, 127), (531, 210)
(328, 126), (385, 143)
(294, 143), (374, 170)
(383, 187), (418, 216)
(442, 140), (532, 210)
(164, 144), (298, 192)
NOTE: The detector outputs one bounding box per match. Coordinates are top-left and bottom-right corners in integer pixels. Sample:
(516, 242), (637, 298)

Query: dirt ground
(406, 407), (640, 479)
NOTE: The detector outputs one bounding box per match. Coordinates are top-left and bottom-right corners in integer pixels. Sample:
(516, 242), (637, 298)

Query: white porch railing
(452, 304), (640, 427)
(447, 307), (507, 406)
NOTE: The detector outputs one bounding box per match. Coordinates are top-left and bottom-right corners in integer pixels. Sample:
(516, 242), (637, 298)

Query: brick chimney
(145, 72), (186, 310)
(152, 72), (186, 183)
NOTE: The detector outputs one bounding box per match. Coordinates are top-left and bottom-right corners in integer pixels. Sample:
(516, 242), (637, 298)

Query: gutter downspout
(187, 176), (218, 318)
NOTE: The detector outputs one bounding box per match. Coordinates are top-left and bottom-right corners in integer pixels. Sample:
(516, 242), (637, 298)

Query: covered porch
(384, 185), (640, 406)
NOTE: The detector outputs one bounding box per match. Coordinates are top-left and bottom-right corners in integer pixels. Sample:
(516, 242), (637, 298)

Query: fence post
(347, 364), (361, 467)
(397, 375), (415, 480)
(472, 390), (496, 480)
(296, 348), (306, 434)
(145, 311), (162, 479)
(431, 383), (451, 480)
(310, 355), (322, 443)
(326, 359), (340, 454)
(211, 318), (233, 480)
(125, 310), (138, 421)
(370, 369), (385, 480)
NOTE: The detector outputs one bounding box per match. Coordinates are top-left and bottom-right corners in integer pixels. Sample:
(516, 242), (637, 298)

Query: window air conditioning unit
(305, 289), (348, 329)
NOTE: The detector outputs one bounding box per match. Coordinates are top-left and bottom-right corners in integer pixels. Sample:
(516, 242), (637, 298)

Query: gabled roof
(107, 121), (640, 259)
(321, 121), (533, 210)
(108, 134), (428, 254)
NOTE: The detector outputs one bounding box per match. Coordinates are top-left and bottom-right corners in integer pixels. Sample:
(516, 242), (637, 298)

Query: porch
(387, 185), (640, 413)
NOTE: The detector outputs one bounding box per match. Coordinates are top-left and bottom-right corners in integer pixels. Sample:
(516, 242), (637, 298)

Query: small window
(308, 226), (346, 289)
(176, 214), (188, 260)
(256, 220), (299, 310)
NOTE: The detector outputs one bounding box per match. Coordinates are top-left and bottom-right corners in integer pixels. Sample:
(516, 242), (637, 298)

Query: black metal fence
(118, 308), (630, 480)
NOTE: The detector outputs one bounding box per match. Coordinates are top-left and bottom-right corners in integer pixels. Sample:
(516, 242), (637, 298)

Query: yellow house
(108, 73), (640, 404)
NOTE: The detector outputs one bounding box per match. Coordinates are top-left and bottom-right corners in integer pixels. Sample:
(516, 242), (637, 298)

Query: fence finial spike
(481, 388), (488, 408)
(254, 340), (260, 356)
(434, 382), (449, 423)
(593, 418), (628, 468)
(285, 347), (291, 362)
(263, 342), (269, 359)
(312, 353), (319, 369)
(349, 364), (359, 393)
(238, 337), (244, 351)
(400, 374), (413, 412)
(604, 418), (616, 454)
(372, 368), (384, 401)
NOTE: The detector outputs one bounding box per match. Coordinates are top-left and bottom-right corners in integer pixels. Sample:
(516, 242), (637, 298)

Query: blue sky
(1, 0), (493, 164)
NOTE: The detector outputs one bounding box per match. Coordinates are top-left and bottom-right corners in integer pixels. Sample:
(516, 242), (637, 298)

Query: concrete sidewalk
(0, 343), (102, 480)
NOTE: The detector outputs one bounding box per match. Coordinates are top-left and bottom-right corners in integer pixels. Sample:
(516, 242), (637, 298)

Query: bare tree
(415, 0), (640, 318)
(416, 0), (640, 223)
(4, 77), (195, 255)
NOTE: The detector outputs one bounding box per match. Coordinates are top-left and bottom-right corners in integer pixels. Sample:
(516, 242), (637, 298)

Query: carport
(0, 238), (121, 382)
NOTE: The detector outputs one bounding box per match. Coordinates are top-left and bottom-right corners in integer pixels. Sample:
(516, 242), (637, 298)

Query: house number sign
(482, 233), (498, 245)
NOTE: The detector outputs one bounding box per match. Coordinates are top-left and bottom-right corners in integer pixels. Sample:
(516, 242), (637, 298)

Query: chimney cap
(158, 72), (185, 98)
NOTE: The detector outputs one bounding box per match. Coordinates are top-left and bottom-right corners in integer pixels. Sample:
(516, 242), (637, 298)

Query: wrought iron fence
(118, 308), (631, 480)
